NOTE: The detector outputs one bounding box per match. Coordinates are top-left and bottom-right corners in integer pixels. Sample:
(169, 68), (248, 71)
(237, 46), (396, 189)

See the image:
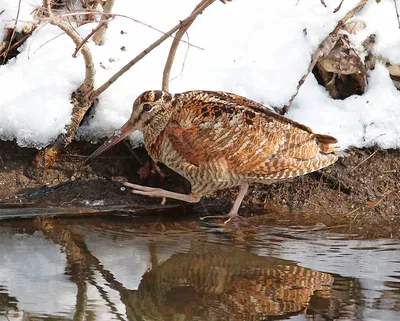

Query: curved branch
(44, 15), (95, 93)
(162, 0), (215, 91)
(91, 0), (216, 99)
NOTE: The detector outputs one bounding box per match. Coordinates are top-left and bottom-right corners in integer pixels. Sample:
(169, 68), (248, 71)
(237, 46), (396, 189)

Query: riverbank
(0, 141), (398, 238)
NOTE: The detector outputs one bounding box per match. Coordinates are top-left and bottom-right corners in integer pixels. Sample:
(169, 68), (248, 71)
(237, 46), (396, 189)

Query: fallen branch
(279, 0), (368, 115)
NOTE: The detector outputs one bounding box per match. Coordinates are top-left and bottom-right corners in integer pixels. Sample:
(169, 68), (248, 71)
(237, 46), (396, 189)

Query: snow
(0, 0), (400, 149)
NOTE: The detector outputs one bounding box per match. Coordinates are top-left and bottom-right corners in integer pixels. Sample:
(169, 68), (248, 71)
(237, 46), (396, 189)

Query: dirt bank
(0, 141), (398, 238)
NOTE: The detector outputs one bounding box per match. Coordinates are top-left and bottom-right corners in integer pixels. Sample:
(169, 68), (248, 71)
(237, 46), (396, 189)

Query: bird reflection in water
(0, 221), (336, 320)
(123, 243), (333, 320)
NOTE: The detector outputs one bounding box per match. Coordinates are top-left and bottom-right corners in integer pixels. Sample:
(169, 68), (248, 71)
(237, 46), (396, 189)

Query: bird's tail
(315, 133), (338, 154)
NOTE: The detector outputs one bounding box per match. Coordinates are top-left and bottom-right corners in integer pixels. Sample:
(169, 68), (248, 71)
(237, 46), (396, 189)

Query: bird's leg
(228, 182), (249, 217)
(124, 182), (201, 205)
(200, 182), (249, 223)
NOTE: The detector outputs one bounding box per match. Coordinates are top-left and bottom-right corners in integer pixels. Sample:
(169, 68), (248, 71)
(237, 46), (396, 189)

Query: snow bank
(0, 0), (399, 149)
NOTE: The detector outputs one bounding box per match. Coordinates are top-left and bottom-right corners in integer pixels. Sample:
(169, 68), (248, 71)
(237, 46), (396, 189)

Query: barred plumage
(87, 90), (338, 219)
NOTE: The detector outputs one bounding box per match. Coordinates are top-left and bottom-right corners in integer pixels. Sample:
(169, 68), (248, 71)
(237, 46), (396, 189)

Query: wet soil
(0, 140), (399, 238)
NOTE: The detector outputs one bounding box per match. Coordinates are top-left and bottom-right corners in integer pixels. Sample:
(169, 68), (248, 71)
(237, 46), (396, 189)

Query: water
(0, 217), (399, 321)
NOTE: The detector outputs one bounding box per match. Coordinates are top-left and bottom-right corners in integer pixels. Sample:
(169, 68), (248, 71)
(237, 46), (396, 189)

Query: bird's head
(86, 90), (173, 163)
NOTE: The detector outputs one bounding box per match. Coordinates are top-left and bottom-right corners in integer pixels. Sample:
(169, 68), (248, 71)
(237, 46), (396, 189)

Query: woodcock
(86, 90), (338, 218)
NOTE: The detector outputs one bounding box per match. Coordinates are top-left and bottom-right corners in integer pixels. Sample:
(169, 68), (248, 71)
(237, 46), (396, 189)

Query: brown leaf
(342, 21), (367, 34)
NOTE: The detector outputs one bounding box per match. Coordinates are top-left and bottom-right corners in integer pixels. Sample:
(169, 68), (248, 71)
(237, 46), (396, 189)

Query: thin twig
(41, 0), (95, 91)
(393, 0), (400, 28)
(73, 21), (106, 57)
(367, 190), (393, 208)
(31, 29), (65, 55)
(162, 0), (214, 91)
(56, 11), (205, 50)
(92, 0), (216, 99)
(350, 149), (379, 172)
(332, 0), (368, 34)
(344, 206), (362, 217)
(43, 16), (95, 92)
(3, 0), (22, 60)
(3, 26), (36, 54)
(334, 0), (345, 13)
(280, 0), (368, 115)
(170, 31), (190, 83)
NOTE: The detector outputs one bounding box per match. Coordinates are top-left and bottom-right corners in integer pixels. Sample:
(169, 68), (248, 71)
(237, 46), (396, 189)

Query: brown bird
(86, 90), (338, 219)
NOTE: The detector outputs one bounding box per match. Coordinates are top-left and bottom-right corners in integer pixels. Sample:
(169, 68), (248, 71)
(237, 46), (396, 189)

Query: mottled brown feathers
(137, 90), (338, 195)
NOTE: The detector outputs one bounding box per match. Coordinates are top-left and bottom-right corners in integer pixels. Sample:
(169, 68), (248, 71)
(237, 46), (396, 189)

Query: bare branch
(43, 0), (52, 14)
(73, 21), (106, 57)
(2, 0), (22, 60)
(43, 15), (95, 92)
(56, 11), (205, 50)
(92, 0), (115, 45)
(333, 0), (345, 13)
(3, 26), (36, 54)
(393, 0), (400, 28)
(162, 0), (215, 91)
(27, 4), (97, 175)
(91, 0), (217, 99)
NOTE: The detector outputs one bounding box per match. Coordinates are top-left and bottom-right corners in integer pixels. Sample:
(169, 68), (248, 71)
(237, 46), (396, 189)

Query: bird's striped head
(129, 90), (173, 130)
(85, 90), (174, 163)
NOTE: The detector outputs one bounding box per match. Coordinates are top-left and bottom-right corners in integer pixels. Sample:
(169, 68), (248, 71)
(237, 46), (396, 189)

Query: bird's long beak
(85, 120), (136, 163)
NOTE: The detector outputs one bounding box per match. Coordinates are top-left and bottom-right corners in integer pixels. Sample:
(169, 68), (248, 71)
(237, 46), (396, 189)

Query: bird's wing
(165, 94), (336, 178)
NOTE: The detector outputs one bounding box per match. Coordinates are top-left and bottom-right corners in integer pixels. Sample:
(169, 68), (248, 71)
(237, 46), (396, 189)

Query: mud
(0, 141), (399, 238)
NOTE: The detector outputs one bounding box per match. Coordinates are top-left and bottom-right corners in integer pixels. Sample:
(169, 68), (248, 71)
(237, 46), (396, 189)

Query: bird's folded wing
(163, 113), (333, 179)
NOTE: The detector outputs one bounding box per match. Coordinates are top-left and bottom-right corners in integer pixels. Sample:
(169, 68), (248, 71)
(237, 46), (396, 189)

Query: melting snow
(0, 0), (399, 149)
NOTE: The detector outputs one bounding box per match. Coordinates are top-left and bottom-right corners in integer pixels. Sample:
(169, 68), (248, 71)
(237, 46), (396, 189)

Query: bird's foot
(123, 182), (201, 205)
(200, 212), (242, 225)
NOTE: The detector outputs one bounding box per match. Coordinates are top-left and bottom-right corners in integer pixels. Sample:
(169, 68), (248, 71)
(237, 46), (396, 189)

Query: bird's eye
(143, 103), (153, 112)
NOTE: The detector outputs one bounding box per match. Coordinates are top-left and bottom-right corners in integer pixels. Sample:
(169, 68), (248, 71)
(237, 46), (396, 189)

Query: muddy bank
(0, 141), (398, 238)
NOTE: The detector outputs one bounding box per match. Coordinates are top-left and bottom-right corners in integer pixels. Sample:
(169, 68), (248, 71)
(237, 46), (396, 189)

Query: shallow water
(0, 216), (399, 321)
